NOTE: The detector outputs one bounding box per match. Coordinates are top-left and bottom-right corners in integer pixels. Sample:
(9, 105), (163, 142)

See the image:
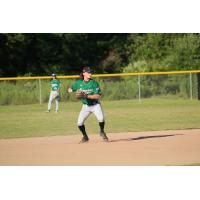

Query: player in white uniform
(46, 74), (61, 113)
(68, 66), (108, 143)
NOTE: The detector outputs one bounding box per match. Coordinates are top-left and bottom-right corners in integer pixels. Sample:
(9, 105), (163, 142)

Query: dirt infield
(0, 129), (200, 165)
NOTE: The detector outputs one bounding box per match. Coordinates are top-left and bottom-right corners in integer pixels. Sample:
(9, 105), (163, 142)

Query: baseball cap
(82, 66), (93, 73)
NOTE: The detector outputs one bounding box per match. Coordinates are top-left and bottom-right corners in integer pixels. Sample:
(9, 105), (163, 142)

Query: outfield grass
(0, 98), (200, 139)
(183, 163), (200, 166)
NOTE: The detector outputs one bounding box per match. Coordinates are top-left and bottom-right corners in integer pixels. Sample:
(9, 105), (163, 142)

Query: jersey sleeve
(93, 81), (101, 95)
(57, 80), (61, 89)
(71, 80), (80, 92)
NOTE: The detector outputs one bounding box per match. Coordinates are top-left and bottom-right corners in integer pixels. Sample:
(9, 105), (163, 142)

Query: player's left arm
(87, 81), (101, 100)
(87, 94), (101, 100)
(55, 81), (61, 95)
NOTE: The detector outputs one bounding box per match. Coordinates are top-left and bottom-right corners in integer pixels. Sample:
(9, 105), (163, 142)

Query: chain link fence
(0, 72), (199, 105)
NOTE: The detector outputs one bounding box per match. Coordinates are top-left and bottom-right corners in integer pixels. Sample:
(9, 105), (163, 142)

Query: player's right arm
(67, 80), (81, 93)
(68, 88), (73, 93)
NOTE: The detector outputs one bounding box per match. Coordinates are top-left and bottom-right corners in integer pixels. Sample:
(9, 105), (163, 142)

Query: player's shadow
(109, 134), (183, 143)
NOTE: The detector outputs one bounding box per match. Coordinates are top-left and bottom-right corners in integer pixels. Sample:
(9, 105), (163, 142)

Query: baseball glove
(75, 90), (88, 99)
(52, 93), (59, 99)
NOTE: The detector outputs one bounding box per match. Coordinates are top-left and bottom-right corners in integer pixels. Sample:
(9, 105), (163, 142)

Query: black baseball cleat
(100, 131), (109, 142)
(79, 136), (89, 144)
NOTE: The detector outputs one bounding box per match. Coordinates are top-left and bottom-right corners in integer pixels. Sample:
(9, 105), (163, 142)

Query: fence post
(138, 75), (141, 102)
(197, 73), (200, 100)
(39, 79), (42, 105)
(189, 73), (192, 100)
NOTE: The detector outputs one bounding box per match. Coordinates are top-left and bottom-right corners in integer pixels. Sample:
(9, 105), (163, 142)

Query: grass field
(0, 98), (200, 139)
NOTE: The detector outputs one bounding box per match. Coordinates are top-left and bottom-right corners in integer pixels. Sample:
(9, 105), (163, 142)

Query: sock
(78, 125), (88, 138)
(99, 122), (105, 133)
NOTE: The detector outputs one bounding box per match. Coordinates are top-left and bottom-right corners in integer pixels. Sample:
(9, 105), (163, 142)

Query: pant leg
(55, 98), (59, 111)
(77, 105), (91, 126)
(48, 92), (54, 111)
(92, 103), (105, 122)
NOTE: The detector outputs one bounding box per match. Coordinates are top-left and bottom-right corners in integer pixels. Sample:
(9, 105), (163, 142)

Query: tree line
(0, 33), (200, 77)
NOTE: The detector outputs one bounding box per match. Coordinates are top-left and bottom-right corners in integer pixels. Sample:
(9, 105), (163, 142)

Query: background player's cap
(82, 66), (93, 73)
(52, 73), (56, 76)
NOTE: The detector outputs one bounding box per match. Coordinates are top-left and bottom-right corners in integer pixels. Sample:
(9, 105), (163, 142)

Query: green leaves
(1, 33), (200, 77)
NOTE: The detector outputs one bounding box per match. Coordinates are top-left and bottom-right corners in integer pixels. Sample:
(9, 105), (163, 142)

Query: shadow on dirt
(109, 134), (183, 143)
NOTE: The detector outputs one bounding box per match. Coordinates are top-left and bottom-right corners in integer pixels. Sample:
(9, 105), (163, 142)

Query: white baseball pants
(48, 91), (59, 111)
(77, 103), (105, 126)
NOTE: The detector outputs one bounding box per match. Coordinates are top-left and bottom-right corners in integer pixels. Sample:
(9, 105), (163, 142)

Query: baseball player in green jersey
(46, 73), (61, 113)
(68, 66), (108, 143)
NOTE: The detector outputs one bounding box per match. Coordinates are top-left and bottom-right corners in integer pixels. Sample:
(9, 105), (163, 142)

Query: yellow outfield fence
(0, 69), (200, 105)
(1, 70), (200, 81)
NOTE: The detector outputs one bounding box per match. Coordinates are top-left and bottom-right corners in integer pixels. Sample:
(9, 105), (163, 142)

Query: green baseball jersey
(71, 79), (101, 105)
(50, 79), (60, 91)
